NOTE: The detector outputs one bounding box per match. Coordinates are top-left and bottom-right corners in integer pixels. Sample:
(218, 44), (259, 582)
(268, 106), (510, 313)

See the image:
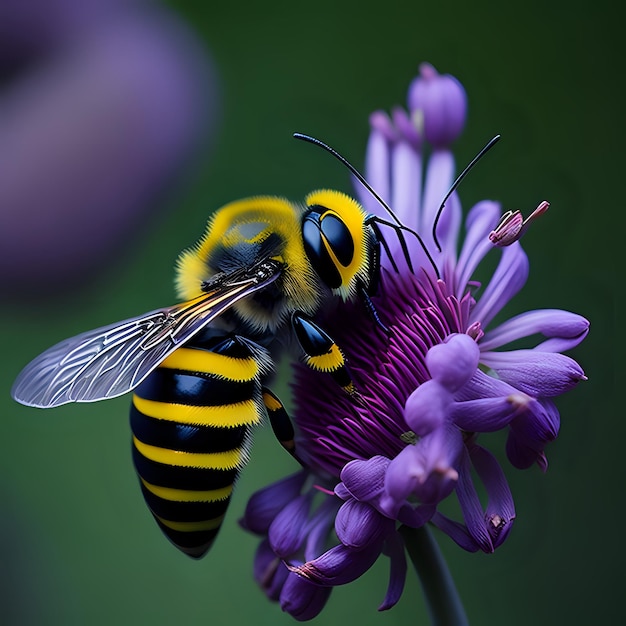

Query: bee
(11, 132), (500, 559)
(12, 134), (427, 559)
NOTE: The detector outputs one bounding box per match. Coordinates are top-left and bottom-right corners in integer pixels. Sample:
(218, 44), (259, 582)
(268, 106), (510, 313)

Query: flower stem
(399, 524), (469, 626)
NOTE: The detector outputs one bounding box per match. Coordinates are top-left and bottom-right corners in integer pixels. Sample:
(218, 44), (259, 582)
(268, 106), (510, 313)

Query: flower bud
(407, 63), (467, 148)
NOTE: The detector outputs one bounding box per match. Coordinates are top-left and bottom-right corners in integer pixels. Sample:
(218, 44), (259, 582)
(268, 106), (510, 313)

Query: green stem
(399, 524), (469, 626)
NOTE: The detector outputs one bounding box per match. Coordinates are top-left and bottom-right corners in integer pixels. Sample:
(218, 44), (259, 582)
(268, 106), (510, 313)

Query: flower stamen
(489, 200), (550, 246)
(400, 431), (418, 445)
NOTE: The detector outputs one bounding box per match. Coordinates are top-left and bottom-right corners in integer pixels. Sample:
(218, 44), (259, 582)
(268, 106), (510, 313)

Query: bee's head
(301, 190), (376, 300)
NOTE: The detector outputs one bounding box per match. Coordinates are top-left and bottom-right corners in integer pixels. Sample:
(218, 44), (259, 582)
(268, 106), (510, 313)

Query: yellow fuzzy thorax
(175, 196), (321, 329)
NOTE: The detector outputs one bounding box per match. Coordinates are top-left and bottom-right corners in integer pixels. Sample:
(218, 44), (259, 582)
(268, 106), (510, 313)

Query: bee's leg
(358, 284), (389, 334)
(291, 311), (358, 397)
(262, 387), (296, 455)
(261, 387), (302, 463)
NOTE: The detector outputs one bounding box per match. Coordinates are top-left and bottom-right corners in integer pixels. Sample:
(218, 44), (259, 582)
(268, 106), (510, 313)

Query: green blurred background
(0, 0), (618, 624)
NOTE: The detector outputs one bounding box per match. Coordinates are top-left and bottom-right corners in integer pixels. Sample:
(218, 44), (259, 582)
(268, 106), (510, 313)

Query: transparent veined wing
(11, 260), (283, 408)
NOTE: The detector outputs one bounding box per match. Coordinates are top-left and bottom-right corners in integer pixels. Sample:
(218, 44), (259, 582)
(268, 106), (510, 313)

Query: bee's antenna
(294, 133), (402, 228)
(432, 134), (501, 252)
(293, 132), (440, 278)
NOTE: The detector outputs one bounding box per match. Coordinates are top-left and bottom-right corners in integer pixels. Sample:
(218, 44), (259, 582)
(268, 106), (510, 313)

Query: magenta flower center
(294, 269), (473, 478)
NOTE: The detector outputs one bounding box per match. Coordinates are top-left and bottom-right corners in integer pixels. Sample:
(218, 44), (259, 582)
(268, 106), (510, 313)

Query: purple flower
(241, 64), (588, 619)
(0, 0), (215, 299)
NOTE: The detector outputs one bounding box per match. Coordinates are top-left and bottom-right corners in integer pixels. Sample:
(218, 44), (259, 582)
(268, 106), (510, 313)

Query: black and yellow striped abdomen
(130, 335), (267, 559)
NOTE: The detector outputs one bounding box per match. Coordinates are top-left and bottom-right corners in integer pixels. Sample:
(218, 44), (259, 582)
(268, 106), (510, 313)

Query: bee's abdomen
(130, 337), (265, 559)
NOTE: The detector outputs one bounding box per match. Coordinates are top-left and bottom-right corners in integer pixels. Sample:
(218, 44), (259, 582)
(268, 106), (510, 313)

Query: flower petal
(358, 112), (392, 217)
(435, 191), (462, 262)
(468, 444), (515, 548)
(457, 367), (521, 399)
(480, 350), (586, 396)
(379, 530), (407, 611)
(390, 139), (422, 233)
(426, 332), (480, 392)
(533, 335), (590, 353)
(506, 428), (548, 471)
(339, 456), (389, 502)
(240, 470), (308, 534)
(421, 149), (455, 240)
(404, 380), (451, 436)
(253, 538), (290, 601)
(382, 446), (425, 515)
(269, 493), (313, 558)
(304, 496), (340, 562)
(451, 393), (532, 432)
(506, 399), (560, 470)
(383, 426), (461, 512)
(430, 513), (480, 552)
(392, 106), (422, 146)
(454, 449), (494, 552)
(512, 398), (560, 442)
(480, 309), (590, 352)
(280, 572), (332, 621)
(289, 542), (382, 586)
(335, 500), (394, 550)
(453, 200), (501, 297)
(470, 243), (529, 328)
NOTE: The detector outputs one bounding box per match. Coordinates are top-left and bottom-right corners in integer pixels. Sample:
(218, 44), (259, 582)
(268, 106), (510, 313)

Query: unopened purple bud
(426, 333), (480, 392)
(407, 63), (467, 148)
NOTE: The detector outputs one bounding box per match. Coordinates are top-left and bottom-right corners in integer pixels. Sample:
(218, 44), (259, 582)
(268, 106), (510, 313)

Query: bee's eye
(302, 206), (355, 289)
(319, 213), (354, 265)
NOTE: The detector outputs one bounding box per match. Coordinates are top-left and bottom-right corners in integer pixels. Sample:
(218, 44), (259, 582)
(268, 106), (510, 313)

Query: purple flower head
(242, 64), (588, 619)
(0, 0), (215, 299)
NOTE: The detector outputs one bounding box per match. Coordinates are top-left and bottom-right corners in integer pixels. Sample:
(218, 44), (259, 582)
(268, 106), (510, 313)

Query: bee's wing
(12, 262), (282, 408)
